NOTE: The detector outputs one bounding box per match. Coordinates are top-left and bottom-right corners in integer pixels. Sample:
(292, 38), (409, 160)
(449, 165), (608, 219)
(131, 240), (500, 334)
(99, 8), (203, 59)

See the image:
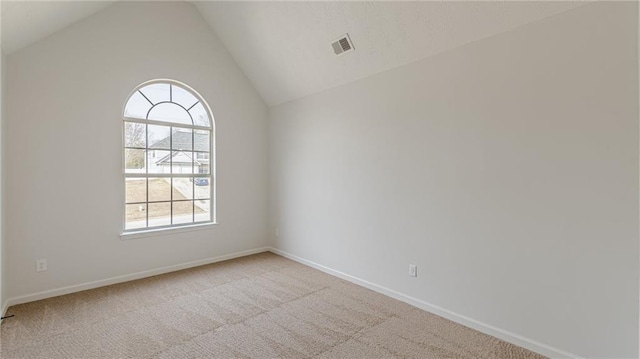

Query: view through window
(123, 81), (214, 231)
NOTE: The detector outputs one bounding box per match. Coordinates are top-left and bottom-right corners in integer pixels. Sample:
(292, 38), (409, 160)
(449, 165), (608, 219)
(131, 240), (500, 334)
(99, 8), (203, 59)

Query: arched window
(123, 80), (214, 232)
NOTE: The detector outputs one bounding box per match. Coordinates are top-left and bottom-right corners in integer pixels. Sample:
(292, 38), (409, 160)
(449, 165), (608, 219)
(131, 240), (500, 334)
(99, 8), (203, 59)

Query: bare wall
(4, 2), (268, 300)
(269, 2), (638, 357)
(1, 49), (5, 313)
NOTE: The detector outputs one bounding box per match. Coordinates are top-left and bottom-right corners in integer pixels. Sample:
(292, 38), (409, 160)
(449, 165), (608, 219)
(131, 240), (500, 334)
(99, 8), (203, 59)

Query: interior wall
(1, 50), (4, 314)
(269, 2), (638, 358)
(4, 1), (268, 301)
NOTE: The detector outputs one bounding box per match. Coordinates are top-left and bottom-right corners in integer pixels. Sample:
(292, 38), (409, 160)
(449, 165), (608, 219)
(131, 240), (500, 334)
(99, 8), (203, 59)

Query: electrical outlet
(36, 259), (48, 272)
(409, 264), (417, 277)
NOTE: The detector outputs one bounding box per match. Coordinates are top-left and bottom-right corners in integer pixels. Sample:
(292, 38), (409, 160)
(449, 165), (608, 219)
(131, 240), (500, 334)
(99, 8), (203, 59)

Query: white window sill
(120, 222), (217, 240)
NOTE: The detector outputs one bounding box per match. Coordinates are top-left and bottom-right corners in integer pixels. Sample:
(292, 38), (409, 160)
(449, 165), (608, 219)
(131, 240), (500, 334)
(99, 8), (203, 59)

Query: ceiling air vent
(331, 34), (354, 56)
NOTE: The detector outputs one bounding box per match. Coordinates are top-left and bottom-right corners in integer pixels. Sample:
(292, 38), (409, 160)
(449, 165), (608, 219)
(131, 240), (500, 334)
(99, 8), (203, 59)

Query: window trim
(121, 79), (216, 236)
(120, 222), (217, 241)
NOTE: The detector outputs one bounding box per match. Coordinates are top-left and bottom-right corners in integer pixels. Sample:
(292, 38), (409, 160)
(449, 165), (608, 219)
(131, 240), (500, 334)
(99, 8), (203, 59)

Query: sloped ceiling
(1, 0), (114, 55)
(1, 1), (588, 106)
(195, 1), (588, 106)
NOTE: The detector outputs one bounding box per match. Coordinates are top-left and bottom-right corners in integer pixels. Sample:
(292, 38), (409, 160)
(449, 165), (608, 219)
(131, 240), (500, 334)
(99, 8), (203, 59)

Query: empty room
(0, 1), (638, 358)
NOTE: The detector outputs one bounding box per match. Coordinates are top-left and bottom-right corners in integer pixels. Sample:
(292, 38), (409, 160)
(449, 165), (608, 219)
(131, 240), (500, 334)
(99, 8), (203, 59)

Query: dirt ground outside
(126, 178), (207, 221)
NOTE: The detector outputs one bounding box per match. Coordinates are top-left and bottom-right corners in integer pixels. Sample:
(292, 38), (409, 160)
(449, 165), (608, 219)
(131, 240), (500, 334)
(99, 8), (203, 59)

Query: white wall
(4, 2), (268, 300)
(1, 50), (4, 314)
(269, 2), (638, 358)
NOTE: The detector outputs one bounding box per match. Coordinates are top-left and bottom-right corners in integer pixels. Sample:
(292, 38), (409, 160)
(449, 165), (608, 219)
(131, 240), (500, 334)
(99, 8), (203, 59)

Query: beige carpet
(0, 252), (545, 359)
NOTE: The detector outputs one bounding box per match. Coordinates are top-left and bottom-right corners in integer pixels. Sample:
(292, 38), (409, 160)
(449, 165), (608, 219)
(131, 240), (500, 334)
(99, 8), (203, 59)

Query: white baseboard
(1, 300), (8, 319)
(267, 246), (582, 359)
(4, 247), (270, 309)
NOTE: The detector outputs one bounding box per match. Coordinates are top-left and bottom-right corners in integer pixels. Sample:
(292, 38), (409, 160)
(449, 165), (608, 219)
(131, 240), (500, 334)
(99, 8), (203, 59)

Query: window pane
(139, 83), (170, 105)
(124, 122), (146, 148)
(172, 129), (192, 151)
(124, 91), (152, 119)
(148, 178), (171, 202)
(189, 102), (210, 127)
(194, 177), (210, 200)
(148, 103), (191, 125)
(195, 200), (211, 222)
(173, 201), (193, 225)
(125, 178), (146, 204)
(195, 160), (209, 175)
(172, 151), (193, 174)
(195, 152), (210, 160)
(125, 203), (147, 230)
(193, 152), (210, 174)
(125, 149), (146, 173)
(172, 85), (198, 109)
(193, 130), (209, 152)
(148, 125), (170, 149)
(148, 202), (171, 227)
(147, 150), (171, 174)
(172, 178), (193, 200)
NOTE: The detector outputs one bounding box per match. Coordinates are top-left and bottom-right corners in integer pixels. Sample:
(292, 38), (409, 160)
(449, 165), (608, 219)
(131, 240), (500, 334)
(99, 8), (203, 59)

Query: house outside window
(123, 80), (215, 232)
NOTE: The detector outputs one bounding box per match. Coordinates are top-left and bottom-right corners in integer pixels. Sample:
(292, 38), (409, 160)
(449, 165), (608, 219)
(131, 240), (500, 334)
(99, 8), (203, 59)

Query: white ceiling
(195, 1), (587, 106)
(1, 1), (588, 106)
(1, 0), (114, 55)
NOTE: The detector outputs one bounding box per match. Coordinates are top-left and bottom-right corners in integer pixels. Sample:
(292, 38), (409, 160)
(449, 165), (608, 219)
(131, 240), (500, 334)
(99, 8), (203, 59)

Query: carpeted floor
(0, 252), (545, 359)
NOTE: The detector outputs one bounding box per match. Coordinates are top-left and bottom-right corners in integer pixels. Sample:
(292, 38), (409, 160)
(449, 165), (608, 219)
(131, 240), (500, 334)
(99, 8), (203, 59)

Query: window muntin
(123, 80), (214, 232)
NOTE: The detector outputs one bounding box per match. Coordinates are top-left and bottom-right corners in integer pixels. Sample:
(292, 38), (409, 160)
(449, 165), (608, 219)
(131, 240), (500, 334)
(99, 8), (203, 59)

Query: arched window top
(124, 80), (212, 128)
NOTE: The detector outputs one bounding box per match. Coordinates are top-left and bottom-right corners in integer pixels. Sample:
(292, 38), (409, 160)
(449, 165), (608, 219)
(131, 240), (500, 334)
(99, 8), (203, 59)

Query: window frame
(121, 79), (216, 236)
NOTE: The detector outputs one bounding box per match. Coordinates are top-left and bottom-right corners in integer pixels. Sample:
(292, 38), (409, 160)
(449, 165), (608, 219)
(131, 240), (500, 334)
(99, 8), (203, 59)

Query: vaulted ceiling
(195, 1), (587, 106)
(2, 1), (588, 106)
(0, 1), (115, 55)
